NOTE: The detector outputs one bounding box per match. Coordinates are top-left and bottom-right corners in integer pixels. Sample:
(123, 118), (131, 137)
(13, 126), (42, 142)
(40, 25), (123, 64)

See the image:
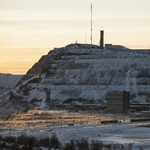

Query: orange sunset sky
(0, 0), (150, 74)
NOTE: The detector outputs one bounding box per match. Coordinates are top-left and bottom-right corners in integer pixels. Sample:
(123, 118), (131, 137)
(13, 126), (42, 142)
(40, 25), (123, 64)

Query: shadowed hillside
(0, 43), (150, 119)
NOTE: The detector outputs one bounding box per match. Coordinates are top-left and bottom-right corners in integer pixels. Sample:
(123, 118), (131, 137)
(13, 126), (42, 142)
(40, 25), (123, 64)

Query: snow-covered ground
(55, 122), (150, 149)
(0, 110), (150, 150)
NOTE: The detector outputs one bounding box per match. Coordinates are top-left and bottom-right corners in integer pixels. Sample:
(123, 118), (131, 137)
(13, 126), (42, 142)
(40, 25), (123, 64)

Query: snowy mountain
(0, 73), (23, 95)
(0, 43), (150, 119)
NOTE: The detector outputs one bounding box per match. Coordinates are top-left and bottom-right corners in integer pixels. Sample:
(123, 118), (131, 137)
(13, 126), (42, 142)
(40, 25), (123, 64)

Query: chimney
(100, 30), (104, 49)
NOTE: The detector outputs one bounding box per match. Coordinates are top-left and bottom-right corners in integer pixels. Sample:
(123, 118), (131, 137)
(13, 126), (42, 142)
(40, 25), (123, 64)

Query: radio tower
(91, 3), (92, 44)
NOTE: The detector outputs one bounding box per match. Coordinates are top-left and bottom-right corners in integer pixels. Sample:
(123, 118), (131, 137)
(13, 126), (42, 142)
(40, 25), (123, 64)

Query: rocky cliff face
(0, 43), (150, 119)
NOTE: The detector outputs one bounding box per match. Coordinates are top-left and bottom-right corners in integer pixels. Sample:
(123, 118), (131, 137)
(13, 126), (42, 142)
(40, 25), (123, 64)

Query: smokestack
(100, 30), (104, 49)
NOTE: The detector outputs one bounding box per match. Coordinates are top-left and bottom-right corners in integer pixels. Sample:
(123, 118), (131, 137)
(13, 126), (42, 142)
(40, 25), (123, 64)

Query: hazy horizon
(0, 0), (150, 74)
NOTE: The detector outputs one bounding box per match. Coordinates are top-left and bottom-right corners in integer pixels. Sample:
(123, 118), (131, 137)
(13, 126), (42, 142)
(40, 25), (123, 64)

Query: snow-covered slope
(0, 43), (150, 119)
(0, 73), (23, 95)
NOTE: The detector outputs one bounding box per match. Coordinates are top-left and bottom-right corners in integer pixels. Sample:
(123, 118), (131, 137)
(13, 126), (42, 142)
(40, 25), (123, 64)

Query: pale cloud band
(0, 0), (150, 74)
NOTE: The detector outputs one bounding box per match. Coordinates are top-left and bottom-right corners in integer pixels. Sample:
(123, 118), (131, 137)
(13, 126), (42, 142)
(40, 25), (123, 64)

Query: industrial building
(46, 90), (51, 102)
(107, 91), (130, 111)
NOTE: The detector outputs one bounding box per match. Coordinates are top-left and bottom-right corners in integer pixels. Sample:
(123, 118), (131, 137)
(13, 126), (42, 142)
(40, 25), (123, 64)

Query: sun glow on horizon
(0, 0), (150, 74)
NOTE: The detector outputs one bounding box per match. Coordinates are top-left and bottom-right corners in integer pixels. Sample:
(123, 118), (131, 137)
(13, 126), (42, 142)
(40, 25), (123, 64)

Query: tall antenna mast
(91, 3), (92, 44)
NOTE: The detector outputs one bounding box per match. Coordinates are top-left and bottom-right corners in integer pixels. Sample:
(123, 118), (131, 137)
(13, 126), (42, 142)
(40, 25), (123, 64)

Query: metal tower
(91, 3), (92, 44)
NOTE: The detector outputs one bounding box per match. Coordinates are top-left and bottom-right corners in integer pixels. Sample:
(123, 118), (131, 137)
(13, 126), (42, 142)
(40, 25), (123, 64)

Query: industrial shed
(107, 91), (130, 111)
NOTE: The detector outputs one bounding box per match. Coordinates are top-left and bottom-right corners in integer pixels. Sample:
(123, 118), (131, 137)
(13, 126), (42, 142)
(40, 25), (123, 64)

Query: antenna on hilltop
(91, 3), (92, 45)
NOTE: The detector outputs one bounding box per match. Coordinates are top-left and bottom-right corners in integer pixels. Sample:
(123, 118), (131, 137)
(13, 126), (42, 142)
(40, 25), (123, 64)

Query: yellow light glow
(0, 1), (150, 74)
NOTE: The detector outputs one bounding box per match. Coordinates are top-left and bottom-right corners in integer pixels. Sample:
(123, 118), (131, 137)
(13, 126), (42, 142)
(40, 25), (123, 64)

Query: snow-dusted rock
(1, 43), (150, 119)
(0, 73), (23, 95)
